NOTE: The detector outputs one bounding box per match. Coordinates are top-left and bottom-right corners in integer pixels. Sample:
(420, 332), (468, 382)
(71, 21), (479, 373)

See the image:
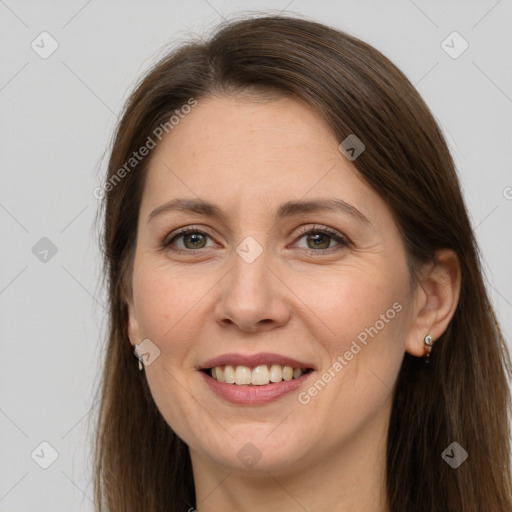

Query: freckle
(164, 314), (169, 320)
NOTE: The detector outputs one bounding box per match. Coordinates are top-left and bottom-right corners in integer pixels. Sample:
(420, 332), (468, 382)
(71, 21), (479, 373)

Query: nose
(214, 246), (291, 333)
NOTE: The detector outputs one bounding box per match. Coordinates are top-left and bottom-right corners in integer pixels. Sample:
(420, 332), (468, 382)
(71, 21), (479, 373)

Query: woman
(92, 14), (512, 511)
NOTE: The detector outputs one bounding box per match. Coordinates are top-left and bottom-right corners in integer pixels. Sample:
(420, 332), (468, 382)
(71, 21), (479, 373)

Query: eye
(291, 225), (350, 254)
(160, 224), (350, 255)
(161, 226), (216, 252)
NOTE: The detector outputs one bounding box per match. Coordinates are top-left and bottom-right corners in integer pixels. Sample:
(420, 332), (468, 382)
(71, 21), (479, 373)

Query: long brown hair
(92, 13), (512, 511)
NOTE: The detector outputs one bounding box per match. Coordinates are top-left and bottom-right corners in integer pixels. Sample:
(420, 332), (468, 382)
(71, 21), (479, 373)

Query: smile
(205, 364), (312, 385)
(201, 370), (314, 405)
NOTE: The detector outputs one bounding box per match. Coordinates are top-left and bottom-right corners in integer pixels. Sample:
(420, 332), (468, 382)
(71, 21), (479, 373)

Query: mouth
(198, 353), (316, 405)
(201, 364), (314, 386)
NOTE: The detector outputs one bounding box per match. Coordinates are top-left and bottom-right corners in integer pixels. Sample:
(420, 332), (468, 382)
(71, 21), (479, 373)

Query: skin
(126, 94), (461, 511)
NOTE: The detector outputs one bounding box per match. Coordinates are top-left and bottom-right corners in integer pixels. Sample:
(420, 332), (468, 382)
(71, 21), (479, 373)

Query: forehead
(139, 94), (385, 226)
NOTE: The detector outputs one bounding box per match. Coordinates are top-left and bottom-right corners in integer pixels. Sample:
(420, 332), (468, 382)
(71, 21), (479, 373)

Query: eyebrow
(147, 197), (372, 227)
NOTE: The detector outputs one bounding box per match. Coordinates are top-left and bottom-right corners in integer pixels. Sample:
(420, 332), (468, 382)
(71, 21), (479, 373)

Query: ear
(405, 248), (461, 357)
(125, 289), (141, 348)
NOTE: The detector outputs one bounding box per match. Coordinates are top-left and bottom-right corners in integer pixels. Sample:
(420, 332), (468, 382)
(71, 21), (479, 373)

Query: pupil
(186, 233), (205, 248)
(309, 233), (329, 249)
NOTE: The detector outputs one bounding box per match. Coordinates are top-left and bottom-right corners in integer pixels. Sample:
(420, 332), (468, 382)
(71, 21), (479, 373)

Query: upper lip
(200, 352), (315, 370)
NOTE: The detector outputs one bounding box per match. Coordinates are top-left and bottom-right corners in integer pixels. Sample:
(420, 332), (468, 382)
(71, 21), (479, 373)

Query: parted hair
(92, 14), (512, 511)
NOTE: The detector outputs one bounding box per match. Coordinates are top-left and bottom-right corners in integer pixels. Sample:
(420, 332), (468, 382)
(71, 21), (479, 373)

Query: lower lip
(200, 371), (314, 405)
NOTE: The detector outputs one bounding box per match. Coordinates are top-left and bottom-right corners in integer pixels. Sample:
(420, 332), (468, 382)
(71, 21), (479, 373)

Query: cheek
(132, 259), (216, 355)
(299, 263), (405, 348)
(297, 264), (408, 413)
(131, 261), (216, 445)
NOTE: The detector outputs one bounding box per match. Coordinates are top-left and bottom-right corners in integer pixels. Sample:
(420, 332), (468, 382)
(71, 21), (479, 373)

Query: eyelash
(160, 224), (350, 256)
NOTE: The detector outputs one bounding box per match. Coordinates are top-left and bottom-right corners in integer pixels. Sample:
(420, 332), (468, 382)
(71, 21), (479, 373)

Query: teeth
(235, 365), (251, 385)
(215, 366), (225, 383)
(269, 364), (283, 383)
(209, 364), (307, 385)
(251, 365), (270, 385)
(282, 366), (293, 381)
(224, 365), (235, 384)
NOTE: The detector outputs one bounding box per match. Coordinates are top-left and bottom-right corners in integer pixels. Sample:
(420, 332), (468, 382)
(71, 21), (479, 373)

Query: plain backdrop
(1, 0), (511, 510)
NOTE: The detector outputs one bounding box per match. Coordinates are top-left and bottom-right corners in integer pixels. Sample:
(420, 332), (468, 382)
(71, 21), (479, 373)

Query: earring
(424, 333), (434, 363)
(134, 344), (144, 371)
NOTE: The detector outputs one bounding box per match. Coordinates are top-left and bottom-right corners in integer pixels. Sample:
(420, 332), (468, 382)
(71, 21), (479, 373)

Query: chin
(192, 428), (311, 474)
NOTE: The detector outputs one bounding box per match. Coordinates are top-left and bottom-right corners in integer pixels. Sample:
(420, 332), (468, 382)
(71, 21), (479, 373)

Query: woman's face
(127, 94), (419, 475)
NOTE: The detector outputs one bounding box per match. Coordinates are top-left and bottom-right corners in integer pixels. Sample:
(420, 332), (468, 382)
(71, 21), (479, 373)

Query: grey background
(1, 0), (511, 510)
